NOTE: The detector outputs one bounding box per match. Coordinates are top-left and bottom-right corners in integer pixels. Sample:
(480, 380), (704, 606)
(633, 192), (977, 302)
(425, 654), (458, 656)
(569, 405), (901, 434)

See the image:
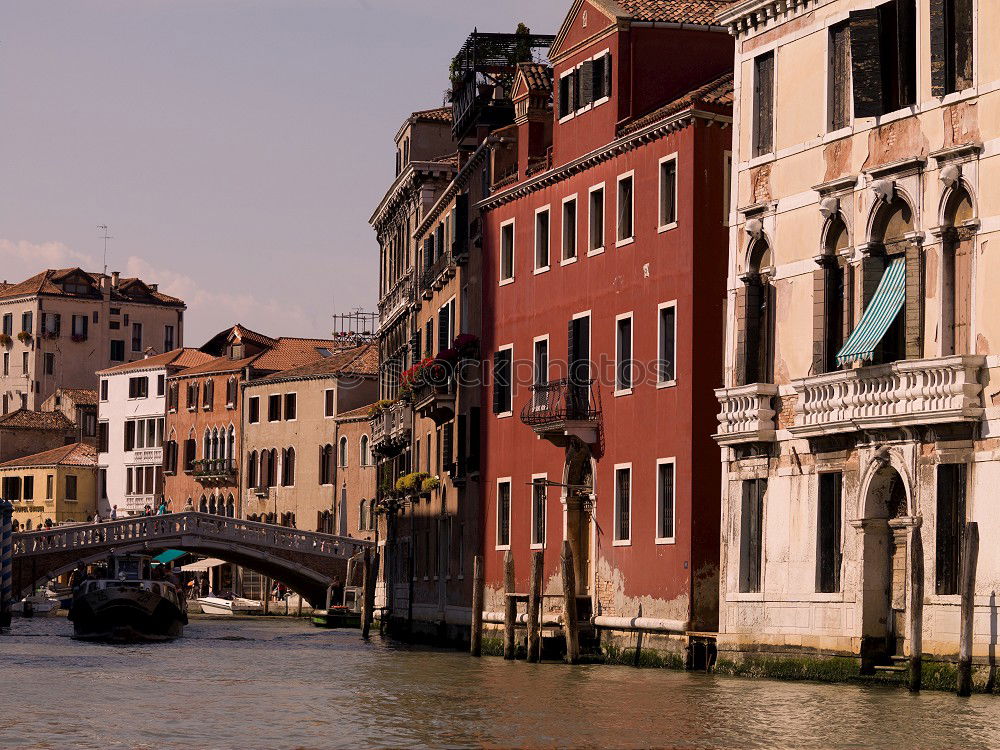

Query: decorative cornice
(930, 142), (983, 167)
(864, 156), (927, 180)
(414, 136), (498, 239)
(718, 0), (824, 39)
(369, 161), (458, 233)
(477, 109), (728, 211)
(812, 175), (858, 196)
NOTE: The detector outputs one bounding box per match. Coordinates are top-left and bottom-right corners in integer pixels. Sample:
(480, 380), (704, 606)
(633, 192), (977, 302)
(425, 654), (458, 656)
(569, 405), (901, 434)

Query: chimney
(111, 271), (120, 289)
(149, 283), (158, 292)
(512, 64), (553, 176)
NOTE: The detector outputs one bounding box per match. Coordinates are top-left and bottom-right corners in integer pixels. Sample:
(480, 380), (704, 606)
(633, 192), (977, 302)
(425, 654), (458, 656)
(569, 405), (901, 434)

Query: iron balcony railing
(378, 277), (414, 325)
(420, 251), (454, 295)
(520, 378), (600, 427)
(193, 458), (237, 480)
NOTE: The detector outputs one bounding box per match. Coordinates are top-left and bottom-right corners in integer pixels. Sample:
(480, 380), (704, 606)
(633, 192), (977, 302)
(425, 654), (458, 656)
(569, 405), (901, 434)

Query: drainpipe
(591, 615), (689, 634)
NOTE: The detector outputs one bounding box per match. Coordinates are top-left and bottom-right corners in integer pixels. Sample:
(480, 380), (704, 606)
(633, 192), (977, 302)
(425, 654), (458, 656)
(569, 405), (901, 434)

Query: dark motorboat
(69, 555), (188, 642)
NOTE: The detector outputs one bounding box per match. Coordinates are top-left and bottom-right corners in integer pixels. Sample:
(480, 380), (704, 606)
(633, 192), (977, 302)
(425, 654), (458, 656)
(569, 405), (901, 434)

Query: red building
(479, 0), (733, 660)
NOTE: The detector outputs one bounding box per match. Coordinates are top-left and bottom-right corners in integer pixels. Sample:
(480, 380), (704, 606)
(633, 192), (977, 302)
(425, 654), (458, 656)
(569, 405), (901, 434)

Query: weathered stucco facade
(716, 0), (1000, 671)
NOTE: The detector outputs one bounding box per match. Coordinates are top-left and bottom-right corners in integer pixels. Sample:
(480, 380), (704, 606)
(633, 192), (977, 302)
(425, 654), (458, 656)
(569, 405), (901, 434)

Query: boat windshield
(113, 558), (152, 581)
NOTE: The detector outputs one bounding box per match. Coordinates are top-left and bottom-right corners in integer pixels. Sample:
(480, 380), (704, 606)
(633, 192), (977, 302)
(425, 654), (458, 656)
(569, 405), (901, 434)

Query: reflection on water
(0, 617), (999, 749)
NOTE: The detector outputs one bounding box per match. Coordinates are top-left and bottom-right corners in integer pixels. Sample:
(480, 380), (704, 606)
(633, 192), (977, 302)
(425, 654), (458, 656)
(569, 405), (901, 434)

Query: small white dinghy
(12, 593), (62, 617)
(197, 593), (263, 616)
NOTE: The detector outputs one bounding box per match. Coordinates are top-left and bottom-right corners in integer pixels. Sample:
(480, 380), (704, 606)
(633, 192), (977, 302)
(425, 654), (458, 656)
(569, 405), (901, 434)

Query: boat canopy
(180, 557), (227, 573)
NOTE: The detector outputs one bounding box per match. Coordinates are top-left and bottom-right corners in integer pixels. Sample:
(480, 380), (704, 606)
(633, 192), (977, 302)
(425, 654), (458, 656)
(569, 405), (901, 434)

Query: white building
(97, 349), (212, 516)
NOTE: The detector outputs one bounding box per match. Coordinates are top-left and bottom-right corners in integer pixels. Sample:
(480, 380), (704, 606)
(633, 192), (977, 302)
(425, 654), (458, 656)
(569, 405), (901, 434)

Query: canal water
(1, 617), (999, 749)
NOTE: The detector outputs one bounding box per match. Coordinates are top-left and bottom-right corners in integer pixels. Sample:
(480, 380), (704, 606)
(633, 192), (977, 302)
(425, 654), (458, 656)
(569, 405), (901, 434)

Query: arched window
(212, 428), (221, 460)
(941, 185), (975, 356)
(226, 495), (235, 518)
(266, 449), (277, 488)
(360, 435), (369, 467)
(199, 495), (208, 512)
(203, 429), (211, 459)
(227, 427), (235, 465)
(866, 196), (916, 364)
(208, 495), (217, 514)
(359, 499), (368, 531)
(368, 499), (377, 531)
(339, 437), (348, 468)
(203, 379), (214, 409)
(320, 444), (334, 485)
(248, 451), (258, 489)
(738, 238), (775, 385)
(814, 215), (851, 374)
(282, 447), (295, 487)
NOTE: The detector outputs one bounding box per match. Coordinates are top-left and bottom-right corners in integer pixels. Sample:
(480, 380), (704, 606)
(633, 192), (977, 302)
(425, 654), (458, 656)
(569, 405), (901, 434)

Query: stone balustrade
(789, 355), (986, 437)
(714, 383), (779, 445)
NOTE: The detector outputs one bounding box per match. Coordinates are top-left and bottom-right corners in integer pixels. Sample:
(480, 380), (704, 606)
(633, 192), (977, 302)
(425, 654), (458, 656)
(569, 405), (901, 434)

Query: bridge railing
(12, 512), (372, 560)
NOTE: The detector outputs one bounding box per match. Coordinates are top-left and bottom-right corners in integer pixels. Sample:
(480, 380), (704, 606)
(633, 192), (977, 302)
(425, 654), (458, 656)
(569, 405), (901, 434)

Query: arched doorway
(563, 440), (594, 597)
(860, 460), (909, 671)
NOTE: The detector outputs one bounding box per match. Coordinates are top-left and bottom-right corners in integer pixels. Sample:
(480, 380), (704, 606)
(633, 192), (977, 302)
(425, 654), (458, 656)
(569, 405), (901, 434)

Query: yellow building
(0, 442), (97, 530)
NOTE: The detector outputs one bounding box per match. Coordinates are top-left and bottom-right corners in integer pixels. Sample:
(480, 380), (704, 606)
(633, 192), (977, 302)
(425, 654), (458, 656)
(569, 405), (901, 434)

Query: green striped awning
(836, 257), (906, 366)
(152, 549), (187, 565)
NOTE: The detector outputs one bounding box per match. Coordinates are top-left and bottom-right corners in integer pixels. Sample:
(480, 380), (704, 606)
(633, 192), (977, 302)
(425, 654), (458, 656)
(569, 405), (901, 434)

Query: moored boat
(197, 593), (263, 616)
(68, 555), (188, 642)
(312, 585), (361, 629)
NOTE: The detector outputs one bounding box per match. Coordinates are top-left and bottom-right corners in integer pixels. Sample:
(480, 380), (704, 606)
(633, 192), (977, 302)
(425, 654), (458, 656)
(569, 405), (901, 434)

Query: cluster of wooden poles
(468, 540), (581, 664)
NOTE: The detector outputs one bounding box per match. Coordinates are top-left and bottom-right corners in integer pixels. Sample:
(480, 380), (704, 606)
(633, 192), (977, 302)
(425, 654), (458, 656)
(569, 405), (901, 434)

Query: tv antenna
(97, 224), (113, 275)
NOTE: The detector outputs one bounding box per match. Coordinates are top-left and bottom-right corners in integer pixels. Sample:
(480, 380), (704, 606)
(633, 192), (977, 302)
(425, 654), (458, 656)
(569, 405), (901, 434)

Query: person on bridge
(110, 505), (118, 521)
(156, 500), (167, 515)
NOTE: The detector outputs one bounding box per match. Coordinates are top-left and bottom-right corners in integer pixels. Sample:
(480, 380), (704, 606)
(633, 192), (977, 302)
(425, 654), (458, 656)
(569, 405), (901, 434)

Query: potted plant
(395, 471), (430, 497)
(16, 331), (32, 345)
(452, 333), (480, 359)
(71, 333), (87, 343)
(0, 333), (11, 347)
(421, 475), (441, 494)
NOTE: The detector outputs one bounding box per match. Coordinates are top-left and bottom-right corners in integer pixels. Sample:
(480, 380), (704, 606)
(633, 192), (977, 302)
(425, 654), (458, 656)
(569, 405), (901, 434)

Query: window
(71, 314), (88, 339)
(492, 347), (513, 416)
(561, 196), (577, 262)
(339, 437), (348, 467)
(281, 447), (295, 486)
(324, 389), (334, 417)
(1, 314), (11, 336)
(753, 51), (774, 156)
(268, 394), (281, 422)
(588, 185), (605, 254)
(23, 475), (34, 500)
(499, 220), (515, 284)
(284, 393), (297, 421)
(658, 303), (676, 385)
(936, 463), (966, 595)
(496, 479), (511, 548)
(167, 382), (179, 411)
(616, 172), (634, 245)
(2, 476), (21, 500)
(46, 474), (53, 499)
(65, 474), (78, 501)
(2, 353), (7, 376)
(739, 240), (776, 385)
(739, 478), (766, 593)
(533, 336), (548, 409)
(128, 376), (148, 399)
(164, 324), (175, 352)
(531, 476), (546, 548)
(658, 155), (678, 230)
(613, 465), (631, 544)
(110, 340), (125, 362)
(131, 322), (143, 352)
(21, 352), (28, 375)
(615, 314), (633, 394)
(829, 21), (852, 131)
(184, 438), (196, 472)
(97, 421), (109, 454)
(592, 51), (611, 103)
(534, 206), (550, 272)
(82, 412), (96, 437)
(848, 1), (916, 118)
(203, 379), (214, 410)
(816, 472), (843, 593)
(319, 444), (333, 485)
(248, 396), (260, 424)
(656, 459), (676, 543)
(21, 311), (32, 334)
(558, 70), (575, 120)
(932, 0), (974, 96)
(360, 435), (370, 466)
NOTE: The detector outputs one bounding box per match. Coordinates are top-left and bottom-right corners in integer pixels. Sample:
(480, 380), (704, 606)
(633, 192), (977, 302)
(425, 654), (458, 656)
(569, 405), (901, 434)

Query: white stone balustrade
(714, 383), (779, 445)
(790, 355), (986, 437)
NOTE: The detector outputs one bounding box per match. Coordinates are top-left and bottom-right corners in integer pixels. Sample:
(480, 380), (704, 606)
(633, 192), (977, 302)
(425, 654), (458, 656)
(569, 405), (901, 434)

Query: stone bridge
(11, 513), (373, 606)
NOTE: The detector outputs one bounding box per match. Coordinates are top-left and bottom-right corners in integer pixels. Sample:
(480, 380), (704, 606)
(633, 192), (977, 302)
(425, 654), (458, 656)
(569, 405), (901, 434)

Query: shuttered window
(499, 221), (515, 282)
(562, 197), (577, 261)
(936, 463), (966, 595)
(753, 51), (774, 157)
(931, 0), (974, 96)
(558, 71), (574, 119)
(592, 53), (611, 102)
(496, 480), (511, 548)
(616, 173), (634, 243)
(614, 467), (631, 543)
(534, 207), (550, 271)
(739, 478), (766, 593)
(850, 1), (916, 117)
(817, 472), (843, 593)
(492, 348), (513, 415)
(829, 21), (852, 131)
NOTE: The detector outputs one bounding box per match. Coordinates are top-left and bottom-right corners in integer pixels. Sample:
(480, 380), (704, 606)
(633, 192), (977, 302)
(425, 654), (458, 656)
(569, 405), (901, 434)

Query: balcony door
(568, 315), (590, 419)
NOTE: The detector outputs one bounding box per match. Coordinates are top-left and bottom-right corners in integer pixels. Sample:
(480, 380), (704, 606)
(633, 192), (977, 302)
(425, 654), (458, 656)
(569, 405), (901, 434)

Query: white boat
(12, 593), (62, 617)
(197, 593), (263, 616)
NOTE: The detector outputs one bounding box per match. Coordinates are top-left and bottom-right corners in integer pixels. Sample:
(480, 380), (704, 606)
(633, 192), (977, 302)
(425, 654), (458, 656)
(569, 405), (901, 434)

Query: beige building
(40, 387), (99, 445)
(714, 0), (999, 673)
(0, 442), (98, 530)
(0, 268), (185, 412)
(0, 409), (77, 464)
(241, 344), (378, 537)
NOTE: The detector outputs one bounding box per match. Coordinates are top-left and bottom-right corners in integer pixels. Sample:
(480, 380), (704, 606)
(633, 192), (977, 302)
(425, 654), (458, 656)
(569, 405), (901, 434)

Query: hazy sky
(0, 0), (565, 344)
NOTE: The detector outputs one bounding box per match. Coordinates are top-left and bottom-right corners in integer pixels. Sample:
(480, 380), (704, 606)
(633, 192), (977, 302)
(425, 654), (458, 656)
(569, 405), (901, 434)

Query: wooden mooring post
(527, 551), (542, 663)
(908, 526), (923, 692)
(263, 576), (271, 615)
(503, 550), (515, 660)
(957, 521), (979, 697)
(561, 540), (580, 664)
(361, 547), (373, 639)
(470, 555), (484, 657)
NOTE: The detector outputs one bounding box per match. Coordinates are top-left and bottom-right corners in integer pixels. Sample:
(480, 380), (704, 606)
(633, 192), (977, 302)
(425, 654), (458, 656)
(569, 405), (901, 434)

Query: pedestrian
(144, 504), (153, 516)
(157, 500), (167, 515)
(110, 505), (118, 521)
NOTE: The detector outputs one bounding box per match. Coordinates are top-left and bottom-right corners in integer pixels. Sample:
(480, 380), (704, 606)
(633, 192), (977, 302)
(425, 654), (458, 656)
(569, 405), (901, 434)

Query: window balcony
(713, 383), (779, 446)
(413, 378), (456, 426)
(193, 458), (237, 483)
(370, 401), (412, 456)
(789, 355), (986, 438)
(520, 379), (601, 447)
(419, 252), (456, 299)
(378, 278), (414, 328)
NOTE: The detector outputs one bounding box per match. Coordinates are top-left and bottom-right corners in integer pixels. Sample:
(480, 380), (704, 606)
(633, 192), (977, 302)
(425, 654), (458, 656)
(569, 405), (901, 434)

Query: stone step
(873, 665), (908, 673)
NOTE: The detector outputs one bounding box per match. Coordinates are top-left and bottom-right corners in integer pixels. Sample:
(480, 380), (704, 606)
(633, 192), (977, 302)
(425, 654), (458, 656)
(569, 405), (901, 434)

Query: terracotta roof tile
(98, 348), (215, 375)
(613, 0), (734, 24)
(0, 268), (184, 307)
(58, 388), (99, 406)
(335, 405), (374, 421)
(173, 354), (259, 378)
(618, 71), (733, 135)
(518, 62), (553, 93)
(411, 106), (453, 123)
(0, 409), (75, 431)
(251, 337), (349, 373)
(0, 442), (96, 468)
(253, 343), (378, 384)
(230, 324), (277, 349)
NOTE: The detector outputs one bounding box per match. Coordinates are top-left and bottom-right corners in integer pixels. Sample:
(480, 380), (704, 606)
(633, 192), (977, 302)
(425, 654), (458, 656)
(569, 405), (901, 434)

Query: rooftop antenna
(97, 224), (113, 275)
